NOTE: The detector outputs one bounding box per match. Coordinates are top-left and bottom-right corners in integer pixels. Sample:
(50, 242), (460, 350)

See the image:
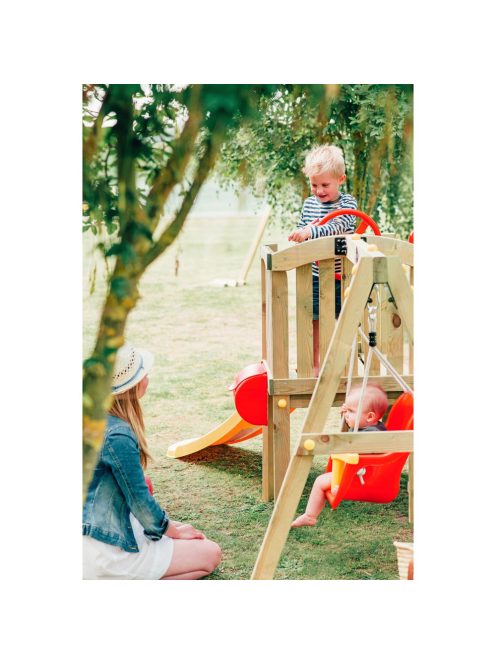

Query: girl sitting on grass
(83, 343), (221, 580)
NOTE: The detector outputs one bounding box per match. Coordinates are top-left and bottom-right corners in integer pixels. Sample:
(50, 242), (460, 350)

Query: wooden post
(261, 257), (267, 360)
(408, 453), (414, 523)
(266, 270), (289, 378)
(265, 267), (289, 499)
(262, 397), (274, 501)
(318, 258), (336, 370)
(385, 257), (413, 343)
(296, 263), (314, 378)
(251, 453), (313, 580)
(383, 286), (404, 373)
(409, 265), (414, 374)
(273, 396), (291, 497)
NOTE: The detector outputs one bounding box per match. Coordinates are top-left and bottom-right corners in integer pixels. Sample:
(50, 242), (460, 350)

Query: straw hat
(112, 343), (154, 395)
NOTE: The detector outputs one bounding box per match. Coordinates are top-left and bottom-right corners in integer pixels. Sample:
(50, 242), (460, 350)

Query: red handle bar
(316, 209), (381, 236)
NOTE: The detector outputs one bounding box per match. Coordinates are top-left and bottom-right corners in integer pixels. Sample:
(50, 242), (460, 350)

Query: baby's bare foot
(291, 513), (317, 528)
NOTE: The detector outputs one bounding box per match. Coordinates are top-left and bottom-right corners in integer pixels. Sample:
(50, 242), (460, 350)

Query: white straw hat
(112, 343), (154, 395)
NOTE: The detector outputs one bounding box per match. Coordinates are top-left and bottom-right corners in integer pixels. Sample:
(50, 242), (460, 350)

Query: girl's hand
(288, 226), (311, 243)
(175, 524), (206, 540)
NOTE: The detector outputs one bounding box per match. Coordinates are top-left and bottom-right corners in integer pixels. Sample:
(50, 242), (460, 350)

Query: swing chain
(367, 285), (379, 347)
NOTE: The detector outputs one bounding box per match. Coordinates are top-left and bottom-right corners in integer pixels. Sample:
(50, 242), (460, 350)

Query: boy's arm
(296, 202), (307, 229)
(309, 196), (358, 239)
(288, 201), (312, 242)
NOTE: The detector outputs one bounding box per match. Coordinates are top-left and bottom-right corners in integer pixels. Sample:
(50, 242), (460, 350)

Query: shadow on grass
(174, 443), (263, 478)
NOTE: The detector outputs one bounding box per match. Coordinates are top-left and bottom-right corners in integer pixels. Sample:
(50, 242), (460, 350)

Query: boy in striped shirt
(288, 144), (357, 374)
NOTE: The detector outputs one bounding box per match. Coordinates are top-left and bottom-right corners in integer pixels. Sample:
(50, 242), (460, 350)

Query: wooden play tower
(254, 232), (414, 579)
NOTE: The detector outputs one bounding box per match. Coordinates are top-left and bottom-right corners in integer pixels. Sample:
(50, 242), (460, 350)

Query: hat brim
(112, 348), (155, 396)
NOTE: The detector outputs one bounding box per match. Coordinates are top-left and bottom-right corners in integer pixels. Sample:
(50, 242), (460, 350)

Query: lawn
(83, 213), (413, 580)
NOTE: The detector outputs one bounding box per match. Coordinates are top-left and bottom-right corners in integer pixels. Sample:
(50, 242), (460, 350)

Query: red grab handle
(316, 208), (381, 236)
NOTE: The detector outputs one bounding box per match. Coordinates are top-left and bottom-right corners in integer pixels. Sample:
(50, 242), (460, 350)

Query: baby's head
(340, 383), (388, 430)
(303, 144), (346, 203)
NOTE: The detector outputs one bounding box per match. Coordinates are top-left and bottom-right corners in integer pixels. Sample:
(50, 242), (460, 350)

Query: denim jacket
(83, 415), (169, 552)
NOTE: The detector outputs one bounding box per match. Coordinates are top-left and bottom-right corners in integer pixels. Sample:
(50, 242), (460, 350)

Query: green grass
(83, 215), (413, 580)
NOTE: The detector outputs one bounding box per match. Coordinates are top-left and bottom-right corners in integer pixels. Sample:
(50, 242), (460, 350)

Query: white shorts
(83, 513), (174, 580)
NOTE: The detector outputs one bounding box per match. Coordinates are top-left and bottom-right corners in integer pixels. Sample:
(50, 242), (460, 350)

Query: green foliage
(216, 84), (413, 238)
(82, 83), (294, 496)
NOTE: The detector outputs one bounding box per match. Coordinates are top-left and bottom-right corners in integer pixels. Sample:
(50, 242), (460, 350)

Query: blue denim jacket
(83, 415), (169, 552)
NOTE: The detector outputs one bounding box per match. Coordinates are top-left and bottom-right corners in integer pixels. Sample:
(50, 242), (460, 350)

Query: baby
(291, 384), (388, 528)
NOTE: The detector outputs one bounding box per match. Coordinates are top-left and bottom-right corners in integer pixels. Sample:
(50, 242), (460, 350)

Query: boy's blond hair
(303, 144), (346, 178)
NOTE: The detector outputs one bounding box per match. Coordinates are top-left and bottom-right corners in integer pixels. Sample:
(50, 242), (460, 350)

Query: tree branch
(142, 126), (224, 269)
(83, 87), (112, 166)
(145, 85), (204, 233)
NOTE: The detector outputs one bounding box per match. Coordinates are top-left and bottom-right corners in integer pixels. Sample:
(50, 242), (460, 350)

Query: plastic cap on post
(303, 439), (315, 451)
(277, 399), (287, 409)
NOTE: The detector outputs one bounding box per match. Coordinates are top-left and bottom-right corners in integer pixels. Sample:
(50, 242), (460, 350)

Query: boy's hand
(288, 226), (312, 243)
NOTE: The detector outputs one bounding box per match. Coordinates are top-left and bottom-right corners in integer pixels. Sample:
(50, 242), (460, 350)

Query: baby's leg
(291, 472), (333, 527)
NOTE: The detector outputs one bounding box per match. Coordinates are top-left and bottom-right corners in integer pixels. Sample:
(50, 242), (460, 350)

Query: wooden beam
(387, 256), (414, 343)
(271, 375), (413, 397)
(251, 454), (313, 580)
(289, 391), (408, 409)
(296, 430), (413, 456)
(261, 243), (277, 268)
(270, 237), (337, 272)
(373, 236), (414, 266)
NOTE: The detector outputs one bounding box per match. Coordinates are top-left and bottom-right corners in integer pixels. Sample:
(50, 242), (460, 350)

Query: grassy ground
(83, 215), (413, 580)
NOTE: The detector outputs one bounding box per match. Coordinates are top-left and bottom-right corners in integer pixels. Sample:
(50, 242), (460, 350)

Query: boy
(288, 145), (357, 374)
(291, 383), (388, 528)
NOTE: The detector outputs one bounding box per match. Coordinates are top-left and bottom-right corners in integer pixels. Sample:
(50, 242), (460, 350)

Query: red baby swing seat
(324, 391), (413, 509)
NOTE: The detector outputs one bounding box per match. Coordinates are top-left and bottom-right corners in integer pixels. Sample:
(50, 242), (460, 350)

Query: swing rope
(356, 327), (414, 396)
(352, 287), (379, 431)
(345, 284), (414, 430)
(340, 334), (357, 430)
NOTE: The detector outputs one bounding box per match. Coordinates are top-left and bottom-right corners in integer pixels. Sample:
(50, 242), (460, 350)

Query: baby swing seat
(325, 392), (413, 509)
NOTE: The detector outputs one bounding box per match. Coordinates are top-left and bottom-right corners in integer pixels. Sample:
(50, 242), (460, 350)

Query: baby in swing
(291, 383), (389, 528)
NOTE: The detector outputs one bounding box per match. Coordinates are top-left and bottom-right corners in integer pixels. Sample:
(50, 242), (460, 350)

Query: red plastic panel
(231, 362), (268, 426)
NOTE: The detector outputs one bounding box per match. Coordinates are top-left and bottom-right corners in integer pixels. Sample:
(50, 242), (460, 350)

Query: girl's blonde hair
(303, 144), (345, 178)
(109, 383), (153, 469)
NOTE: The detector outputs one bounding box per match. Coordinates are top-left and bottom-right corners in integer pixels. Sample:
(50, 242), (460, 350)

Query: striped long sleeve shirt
(297, 192), (358, 275)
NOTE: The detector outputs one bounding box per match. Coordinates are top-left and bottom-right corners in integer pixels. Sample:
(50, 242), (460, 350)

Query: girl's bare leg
(160, 538), (221, 580)
(291, 472), (333, 527)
